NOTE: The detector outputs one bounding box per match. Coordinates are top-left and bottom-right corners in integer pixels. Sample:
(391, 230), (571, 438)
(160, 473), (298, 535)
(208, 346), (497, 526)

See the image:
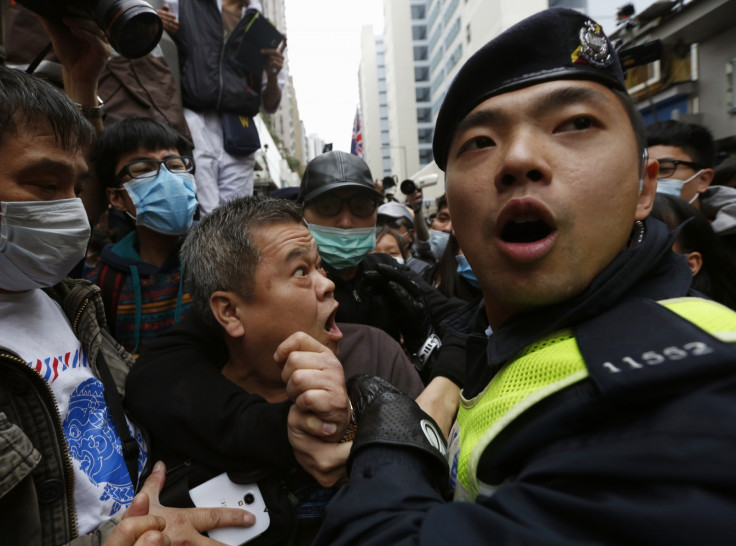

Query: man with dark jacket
(281, 8), (736, 545)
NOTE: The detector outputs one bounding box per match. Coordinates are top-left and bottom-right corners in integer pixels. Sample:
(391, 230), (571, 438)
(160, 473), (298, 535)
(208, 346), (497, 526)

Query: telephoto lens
(94, 0), (163, 59)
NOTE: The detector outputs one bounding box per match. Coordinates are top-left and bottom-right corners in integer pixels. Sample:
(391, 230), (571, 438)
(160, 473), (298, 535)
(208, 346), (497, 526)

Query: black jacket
(175, 1), (263, 115)
(314, 218), (736, 545)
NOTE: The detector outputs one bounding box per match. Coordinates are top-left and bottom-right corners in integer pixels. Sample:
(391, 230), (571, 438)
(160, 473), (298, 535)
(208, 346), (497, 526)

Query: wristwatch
(75, 96), (104, 119)
(340, 401), (358, 443)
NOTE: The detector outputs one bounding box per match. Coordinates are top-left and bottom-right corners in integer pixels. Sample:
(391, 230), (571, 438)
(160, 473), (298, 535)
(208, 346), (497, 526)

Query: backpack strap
(99, 264), (125, 335)
(96, 348), (140, 489)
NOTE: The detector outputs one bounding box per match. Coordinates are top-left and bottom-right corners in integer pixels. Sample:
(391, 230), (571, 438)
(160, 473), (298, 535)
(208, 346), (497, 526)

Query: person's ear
(209, 291), (246, 338)
(694, 168), (714, 195)
(635, 157), (659, 221)
(685, 251), (703, 277)
(107, 187), (128, 212)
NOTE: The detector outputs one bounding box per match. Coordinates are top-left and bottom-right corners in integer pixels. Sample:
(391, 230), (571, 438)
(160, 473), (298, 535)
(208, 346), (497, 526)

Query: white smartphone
(189, 473), (270, 545)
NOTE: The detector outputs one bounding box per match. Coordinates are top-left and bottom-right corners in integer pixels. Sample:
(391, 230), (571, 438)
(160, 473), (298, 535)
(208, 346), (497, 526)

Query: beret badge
(572, 20), (613, 68)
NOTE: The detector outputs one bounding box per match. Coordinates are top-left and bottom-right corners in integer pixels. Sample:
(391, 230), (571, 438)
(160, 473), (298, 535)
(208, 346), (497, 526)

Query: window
(415, 66), (429, 82)
(416, 86), (430, 103)
(411, 4), (426, 19)
(412, 25), (427, 40)
(414, 45), (428, 61)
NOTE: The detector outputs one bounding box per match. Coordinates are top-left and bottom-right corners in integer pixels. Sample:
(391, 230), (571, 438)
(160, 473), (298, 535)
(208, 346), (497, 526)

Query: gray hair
(181, 196), (304, 328)
(0, 65), (95, 151)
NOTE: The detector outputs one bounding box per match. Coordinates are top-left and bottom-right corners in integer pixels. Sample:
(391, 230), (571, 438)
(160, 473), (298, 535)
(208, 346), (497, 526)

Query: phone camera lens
(244, 493), (255, 505)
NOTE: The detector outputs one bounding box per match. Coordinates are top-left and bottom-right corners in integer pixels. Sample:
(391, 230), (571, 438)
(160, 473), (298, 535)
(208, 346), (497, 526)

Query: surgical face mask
(123, 170), (197, 235)
(0, 198), (91, 291)
(307, 224), (376, 270)
(455, 254), (480, 289)
(656, 170), (703, 204)
(429, 229), (450, 261)
(393, 256), (405, 265)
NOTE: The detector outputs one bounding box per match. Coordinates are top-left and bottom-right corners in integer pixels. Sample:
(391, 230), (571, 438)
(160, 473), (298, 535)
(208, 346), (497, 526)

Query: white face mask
(0, 198), (91, 291)
(393, 256), (405, 265)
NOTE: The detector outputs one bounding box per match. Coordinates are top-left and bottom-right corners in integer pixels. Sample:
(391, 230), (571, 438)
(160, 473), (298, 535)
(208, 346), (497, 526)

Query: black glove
(364, 263), (431, 353)
(346, 373), (402, 418)
(346, 375), (449, 485)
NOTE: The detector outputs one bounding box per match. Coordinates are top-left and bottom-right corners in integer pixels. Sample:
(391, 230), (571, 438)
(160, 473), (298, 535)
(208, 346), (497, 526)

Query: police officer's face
(445, 80), (658, 328)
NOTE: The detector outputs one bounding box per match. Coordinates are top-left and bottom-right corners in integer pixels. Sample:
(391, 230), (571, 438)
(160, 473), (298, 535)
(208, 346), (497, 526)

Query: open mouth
(496, 199), (558, 262)
(500, 214), (553, 243)
(324, 307), (342, 340)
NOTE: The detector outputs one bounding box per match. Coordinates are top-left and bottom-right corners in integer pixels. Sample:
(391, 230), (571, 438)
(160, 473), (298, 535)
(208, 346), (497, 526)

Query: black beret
(433, 7), (626, 170)
(298, 150), (382, 203)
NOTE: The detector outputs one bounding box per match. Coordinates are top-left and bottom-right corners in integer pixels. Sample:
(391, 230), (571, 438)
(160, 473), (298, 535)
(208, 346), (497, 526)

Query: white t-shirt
(0, 289), (148, 534)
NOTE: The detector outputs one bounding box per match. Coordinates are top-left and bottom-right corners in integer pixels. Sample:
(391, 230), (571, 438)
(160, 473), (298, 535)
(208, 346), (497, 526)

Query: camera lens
(400, 179), (417, 195)
(94, 0), (163, 59)
(243, 493), (255, 505)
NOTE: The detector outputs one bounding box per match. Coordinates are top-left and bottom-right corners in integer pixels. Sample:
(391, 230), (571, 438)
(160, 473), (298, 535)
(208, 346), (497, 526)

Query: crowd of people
(2, 3), (736, 546)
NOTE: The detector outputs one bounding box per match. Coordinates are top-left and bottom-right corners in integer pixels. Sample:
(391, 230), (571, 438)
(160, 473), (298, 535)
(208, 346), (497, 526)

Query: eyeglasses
(657, 158), (703, 178)
(309, 193), (380, 218)
(115, 156), (194, 183)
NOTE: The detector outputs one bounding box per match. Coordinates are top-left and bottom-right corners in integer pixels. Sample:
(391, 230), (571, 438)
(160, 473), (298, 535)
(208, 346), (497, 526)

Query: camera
(16, 0), (163, 59)
(400, 174), (439, 195)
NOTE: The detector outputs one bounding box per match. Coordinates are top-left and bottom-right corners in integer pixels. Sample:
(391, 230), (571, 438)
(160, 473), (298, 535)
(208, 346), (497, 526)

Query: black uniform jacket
(315, 218), (736, 545)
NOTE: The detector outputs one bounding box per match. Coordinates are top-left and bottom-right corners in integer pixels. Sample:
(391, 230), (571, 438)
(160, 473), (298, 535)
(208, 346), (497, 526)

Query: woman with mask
(86, 118), (198, 356)
(373, 226), (412, 265)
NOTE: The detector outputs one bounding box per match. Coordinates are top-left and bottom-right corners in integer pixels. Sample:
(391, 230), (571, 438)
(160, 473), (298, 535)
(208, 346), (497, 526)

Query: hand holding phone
(189, 473), (270, 545)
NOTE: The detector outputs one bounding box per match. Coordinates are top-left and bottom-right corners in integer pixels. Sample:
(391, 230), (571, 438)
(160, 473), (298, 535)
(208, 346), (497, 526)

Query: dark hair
(712, 157), (736, 188)
(0, 65), (95, 152)
(650, 193), (736, 310)
(375, 226), (409, 260)
(181, 196), (304, 328)
(435, 193), (448, 212)
(646, 120), (714, 168)
(93, 117), (191, 189)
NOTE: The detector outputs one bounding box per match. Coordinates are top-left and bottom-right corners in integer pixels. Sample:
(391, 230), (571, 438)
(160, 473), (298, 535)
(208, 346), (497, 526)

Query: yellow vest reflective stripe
(451, 297), (736, 501)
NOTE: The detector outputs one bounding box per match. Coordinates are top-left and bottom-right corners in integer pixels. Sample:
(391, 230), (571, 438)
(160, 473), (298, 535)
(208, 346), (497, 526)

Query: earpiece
(638, 148), (649, 194)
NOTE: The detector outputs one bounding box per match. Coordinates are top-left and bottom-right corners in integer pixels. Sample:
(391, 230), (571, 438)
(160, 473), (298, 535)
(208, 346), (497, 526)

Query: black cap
(433, 7), (626, 170)
(268, 186), (300, 201)
(299, 151), (382, 203)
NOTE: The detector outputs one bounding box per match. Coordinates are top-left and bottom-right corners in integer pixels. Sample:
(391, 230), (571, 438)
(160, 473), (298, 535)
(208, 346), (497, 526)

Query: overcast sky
(281, 0), (659, 152)
(283, 0), (384, 152)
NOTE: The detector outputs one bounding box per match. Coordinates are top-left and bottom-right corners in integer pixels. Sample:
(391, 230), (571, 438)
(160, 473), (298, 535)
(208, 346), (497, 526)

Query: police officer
(283, 8), (736, 545)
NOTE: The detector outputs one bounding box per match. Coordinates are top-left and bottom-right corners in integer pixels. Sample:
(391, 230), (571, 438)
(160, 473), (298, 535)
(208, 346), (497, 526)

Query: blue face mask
(429, 229), (450, 260)
(656, 170), (702, 203)
(455, 254), (480, 289)
(124, 170), (197, 235)
(307, 224), (376, 270)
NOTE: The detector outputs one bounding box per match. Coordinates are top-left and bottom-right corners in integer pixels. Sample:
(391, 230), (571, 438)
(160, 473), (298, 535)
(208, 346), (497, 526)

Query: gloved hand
(364, 263), (431, 353)
(345, 374), (449, 488)
(346, 373), (402, 418)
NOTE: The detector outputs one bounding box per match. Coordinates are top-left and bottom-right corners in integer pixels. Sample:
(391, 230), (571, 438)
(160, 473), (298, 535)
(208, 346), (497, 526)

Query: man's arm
(38, 14), (109, 133)
(125, 314), (296, 470)
(276, 331), (352, 486)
